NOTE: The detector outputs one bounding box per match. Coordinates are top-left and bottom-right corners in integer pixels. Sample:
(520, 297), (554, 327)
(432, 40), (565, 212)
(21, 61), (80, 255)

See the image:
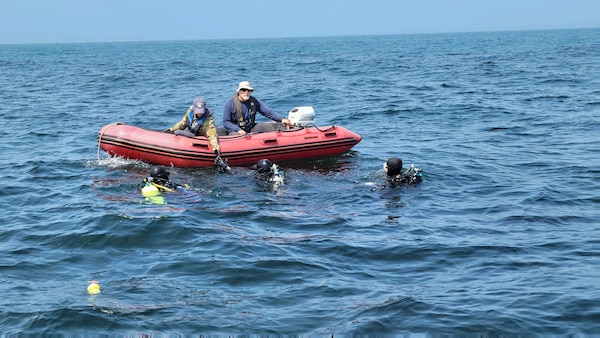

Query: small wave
(168, 60), (188, 66)
(87, 156), (146, 169)
(478, 60), (497, 68)
(501, 214), (591, 227)
(522, 94), (570, 102)
(539, 78), (583, 84)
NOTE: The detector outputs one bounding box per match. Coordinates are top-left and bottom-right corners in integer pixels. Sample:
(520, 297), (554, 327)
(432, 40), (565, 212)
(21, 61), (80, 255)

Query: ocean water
(0, 29), (598, 335)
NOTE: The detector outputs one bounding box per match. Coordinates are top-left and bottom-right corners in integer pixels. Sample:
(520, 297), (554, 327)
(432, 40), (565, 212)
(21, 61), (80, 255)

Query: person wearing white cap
(223, 81), (290, 135)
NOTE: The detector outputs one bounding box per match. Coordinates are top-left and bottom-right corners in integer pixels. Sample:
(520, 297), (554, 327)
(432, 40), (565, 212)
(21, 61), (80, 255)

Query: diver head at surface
(253, 158), (284, 188)
(384, 157), (403, 177)
(383, 157), (423, 186)
(150, 165), (170, 182)
(141, 165), (188, 199)
(256, 159), (273, 173)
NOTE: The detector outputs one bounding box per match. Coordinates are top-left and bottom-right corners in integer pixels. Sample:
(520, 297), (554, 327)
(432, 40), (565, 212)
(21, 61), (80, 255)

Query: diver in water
(140, 165), (188, 197)
(384, 157), (423, 187)
(253, 159), (284, 189)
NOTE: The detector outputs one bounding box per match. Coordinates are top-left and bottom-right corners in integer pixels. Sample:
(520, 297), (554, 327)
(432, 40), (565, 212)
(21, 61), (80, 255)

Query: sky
(0, 0), (598, 44)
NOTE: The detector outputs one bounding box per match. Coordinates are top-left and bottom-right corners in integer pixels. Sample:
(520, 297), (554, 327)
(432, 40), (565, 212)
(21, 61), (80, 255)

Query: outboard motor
(288, 106), (316, 128)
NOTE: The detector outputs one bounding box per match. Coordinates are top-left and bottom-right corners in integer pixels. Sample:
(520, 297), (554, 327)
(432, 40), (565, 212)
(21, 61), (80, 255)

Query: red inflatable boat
(97, 121), (362, 168)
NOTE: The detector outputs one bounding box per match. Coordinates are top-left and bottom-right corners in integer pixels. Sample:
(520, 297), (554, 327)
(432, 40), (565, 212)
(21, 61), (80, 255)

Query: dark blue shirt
(223, 96), (283, 133)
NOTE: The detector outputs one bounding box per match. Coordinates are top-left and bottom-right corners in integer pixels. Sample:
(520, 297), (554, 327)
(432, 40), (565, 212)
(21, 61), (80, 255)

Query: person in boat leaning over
(140, 165), (188, 196)
(166, 96), (227, 169)
(384, 157), (423, 187)
(223, 81), (291, 135)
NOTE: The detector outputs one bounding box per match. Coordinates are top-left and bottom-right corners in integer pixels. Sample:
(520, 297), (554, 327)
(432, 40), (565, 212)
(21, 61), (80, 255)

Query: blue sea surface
(0, 29), (598, 335)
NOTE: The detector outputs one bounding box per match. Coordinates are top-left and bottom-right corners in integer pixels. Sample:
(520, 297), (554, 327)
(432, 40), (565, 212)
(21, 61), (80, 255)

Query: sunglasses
(239, 88), (253, 93)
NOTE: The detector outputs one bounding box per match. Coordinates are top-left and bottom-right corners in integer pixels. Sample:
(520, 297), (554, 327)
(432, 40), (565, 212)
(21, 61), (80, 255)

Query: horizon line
(0, 27), (597, 46)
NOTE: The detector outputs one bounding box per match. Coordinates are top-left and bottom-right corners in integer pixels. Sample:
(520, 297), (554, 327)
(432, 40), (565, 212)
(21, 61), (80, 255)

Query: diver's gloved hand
(214, 150), (232, 174)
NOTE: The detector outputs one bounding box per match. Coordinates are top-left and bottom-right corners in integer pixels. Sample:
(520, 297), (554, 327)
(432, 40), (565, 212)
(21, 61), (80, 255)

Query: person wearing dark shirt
(222, 81), (291, 135)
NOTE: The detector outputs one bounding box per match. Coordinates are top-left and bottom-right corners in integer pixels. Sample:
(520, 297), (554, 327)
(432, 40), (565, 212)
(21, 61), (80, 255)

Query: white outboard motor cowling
(288, 106), (316, 128)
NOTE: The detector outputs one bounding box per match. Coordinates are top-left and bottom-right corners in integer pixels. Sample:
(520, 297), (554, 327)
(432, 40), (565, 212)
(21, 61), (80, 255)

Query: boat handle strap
(192, 143), (209, 149)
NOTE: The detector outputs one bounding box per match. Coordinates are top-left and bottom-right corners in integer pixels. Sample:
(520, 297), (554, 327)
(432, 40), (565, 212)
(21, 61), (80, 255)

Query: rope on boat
(275, 124), (336, 133)
(306, 124), (336, 132)
(97, 122), (124, 161)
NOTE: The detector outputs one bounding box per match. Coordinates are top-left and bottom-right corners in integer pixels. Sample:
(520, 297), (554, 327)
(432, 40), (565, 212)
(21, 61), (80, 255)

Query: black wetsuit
(254, 165), (284, 189)
(387, 166), (423, 187)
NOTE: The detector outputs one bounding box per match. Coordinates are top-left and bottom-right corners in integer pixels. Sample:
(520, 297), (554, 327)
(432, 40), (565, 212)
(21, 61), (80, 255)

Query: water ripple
(0, 29), (598, 335)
